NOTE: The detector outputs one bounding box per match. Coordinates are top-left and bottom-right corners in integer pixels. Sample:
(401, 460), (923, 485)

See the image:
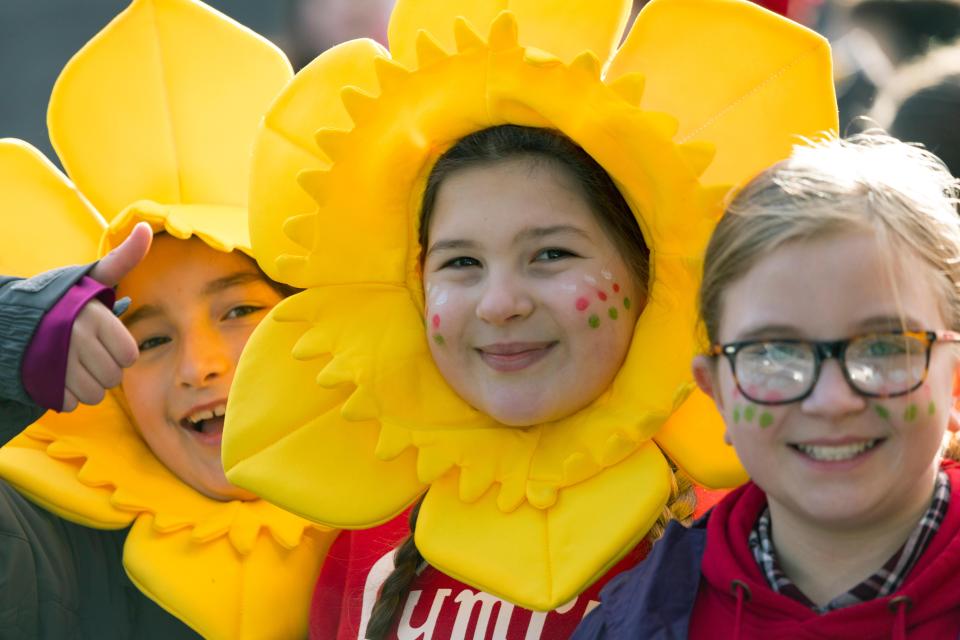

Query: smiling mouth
(789, 438), (884, 462)
(476, 342), (557, 372)
(179, 403), (227, 445)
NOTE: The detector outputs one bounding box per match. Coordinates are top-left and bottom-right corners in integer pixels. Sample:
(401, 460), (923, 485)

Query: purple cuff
(21, 276), (116, 412)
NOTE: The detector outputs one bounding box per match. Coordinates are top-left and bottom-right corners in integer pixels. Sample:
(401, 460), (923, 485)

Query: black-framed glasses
(710, 330), (960, 405)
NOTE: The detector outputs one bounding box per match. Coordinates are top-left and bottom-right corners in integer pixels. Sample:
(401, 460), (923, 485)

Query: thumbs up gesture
(61, 223), (152, 412)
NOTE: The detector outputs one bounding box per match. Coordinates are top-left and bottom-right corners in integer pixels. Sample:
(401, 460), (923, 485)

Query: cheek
(424, 286), (465, 347)
(727, 401), (782, 430)
(121, 366), (166, 437)
(874, 384), (942, 425)
(553, 275), (636, 332)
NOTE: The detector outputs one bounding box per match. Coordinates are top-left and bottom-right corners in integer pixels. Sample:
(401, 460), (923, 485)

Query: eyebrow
(733, 315), (927, 342)
(122, 271), (265, 328)
(123, 304), (164, 329)
(425, 224), (589, 258)
(201, 271), (264, 296)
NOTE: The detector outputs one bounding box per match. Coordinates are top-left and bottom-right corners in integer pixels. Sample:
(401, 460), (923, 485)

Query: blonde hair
(699, 133), (960, 460)
(700, 133), (960, 346)
(646, 468), (696, 542)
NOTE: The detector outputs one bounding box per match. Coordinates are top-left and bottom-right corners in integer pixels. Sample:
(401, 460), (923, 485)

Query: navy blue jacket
(573, 517), (708, 640)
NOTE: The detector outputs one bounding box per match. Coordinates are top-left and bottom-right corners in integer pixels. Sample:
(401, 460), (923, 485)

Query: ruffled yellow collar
(0, 391), (331, 638)
(223, 0), (837, 611)
(0, 0), (336, 635)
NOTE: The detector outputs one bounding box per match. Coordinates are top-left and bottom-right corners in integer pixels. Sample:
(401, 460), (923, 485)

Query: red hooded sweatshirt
(690, 463), (960, 639)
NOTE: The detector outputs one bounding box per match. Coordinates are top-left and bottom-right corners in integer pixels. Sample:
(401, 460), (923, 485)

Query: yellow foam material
(225, 0), (837, 610)
(0, 1), (335, 637)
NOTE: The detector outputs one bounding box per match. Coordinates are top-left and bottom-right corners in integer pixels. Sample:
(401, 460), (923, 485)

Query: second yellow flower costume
(224, 0), (838, 612)
(0, 0), (334, 637)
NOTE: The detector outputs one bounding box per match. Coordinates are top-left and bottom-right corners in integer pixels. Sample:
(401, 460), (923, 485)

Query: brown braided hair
(364, 500), (424, 640)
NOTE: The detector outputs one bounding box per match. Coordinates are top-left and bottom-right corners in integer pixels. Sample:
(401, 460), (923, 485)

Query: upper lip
(789, 436), (883, 446)
(476, 341), (555, 355)
(179, 399), (228, 424)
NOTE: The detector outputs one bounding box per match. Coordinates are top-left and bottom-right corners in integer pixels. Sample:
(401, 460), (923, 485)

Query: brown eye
(138, 335), (171, 352)
(223, 305), (264, 320)
(534, 247), (577, 262)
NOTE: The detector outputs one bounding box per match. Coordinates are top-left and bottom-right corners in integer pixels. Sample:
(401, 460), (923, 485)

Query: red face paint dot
(575, 297), (590, 311)
(431, 314), (440, 329)
(612, 283), (620, 293)
(597, 291), (608, 301)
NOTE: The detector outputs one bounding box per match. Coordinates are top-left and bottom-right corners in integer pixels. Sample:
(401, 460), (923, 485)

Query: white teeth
(794, 439), (879, 461)
(187, 404), (227, 424)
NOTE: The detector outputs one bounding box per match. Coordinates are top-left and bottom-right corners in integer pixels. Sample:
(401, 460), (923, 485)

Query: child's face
(696, 230), (959, 528)
(117, 235), (283, 501)
(422, 158), (642, 426)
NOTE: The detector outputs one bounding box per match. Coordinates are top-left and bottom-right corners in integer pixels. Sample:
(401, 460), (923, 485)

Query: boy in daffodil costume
(222, 0), (838, 637)
(0, 0), (335, 638)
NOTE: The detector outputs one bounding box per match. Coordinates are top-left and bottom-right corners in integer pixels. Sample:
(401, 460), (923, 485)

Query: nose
(800, 359), (867, 417)
(475, 270), (534, 325)
(175, 322), (232, 388)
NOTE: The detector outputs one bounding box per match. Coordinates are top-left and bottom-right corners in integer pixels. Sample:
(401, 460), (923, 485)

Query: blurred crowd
(5, 0), (960, 176)
(278, 0), (960, 176)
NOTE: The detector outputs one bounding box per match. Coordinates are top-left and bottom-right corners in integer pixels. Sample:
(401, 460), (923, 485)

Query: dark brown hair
(366, 126), (654, 638)
(418, 125), (650, 292)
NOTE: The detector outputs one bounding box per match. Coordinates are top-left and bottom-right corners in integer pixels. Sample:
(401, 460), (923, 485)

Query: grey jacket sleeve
(0, 264), (93, 441)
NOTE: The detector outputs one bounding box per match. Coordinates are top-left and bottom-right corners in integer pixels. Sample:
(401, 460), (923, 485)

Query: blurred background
(4, 0), (960, 176)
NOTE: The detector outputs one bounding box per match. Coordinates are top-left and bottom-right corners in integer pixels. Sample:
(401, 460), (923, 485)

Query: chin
(192, 472), (260, 502)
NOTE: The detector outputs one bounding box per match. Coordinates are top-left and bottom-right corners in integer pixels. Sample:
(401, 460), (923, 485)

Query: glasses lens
(735, 341), (815, 403)
(845, 333), (927, 395)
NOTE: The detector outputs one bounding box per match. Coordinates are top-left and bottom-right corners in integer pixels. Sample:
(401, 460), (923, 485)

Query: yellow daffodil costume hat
(223, 0), (838, 611)
(0, 0), (336, 637)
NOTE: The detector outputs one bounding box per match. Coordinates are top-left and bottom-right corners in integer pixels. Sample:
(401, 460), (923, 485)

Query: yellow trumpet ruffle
(224, 0), (838, 610)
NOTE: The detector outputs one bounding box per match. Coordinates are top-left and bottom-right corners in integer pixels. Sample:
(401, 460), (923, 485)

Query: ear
(692, 355), (720, 404)
(693, 354), (735, 446)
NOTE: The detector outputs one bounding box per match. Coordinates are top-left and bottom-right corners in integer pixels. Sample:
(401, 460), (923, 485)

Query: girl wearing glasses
(575, 134), (960, 639)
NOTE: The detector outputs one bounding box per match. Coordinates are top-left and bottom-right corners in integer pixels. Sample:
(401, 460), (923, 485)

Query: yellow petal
(48, 0), (292, 220)
(235, 286), (491, 432)
(388, 0), (631, 68)
(418, 442), (670, 611)
(607, 0), (837, 186)
(654, 389), (748, 489)
(124, 515), (330, 639)
(0, 139), (104, 276)
(226, 407), (425, 528)
(224, 294), (428, 527)
(251, 38), (385, 284)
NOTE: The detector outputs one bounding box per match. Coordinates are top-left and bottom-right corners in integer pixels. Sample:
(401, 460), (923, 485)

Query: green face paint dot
(759, 412), (774, 428)
(623, 297), (631, 310)
(929, 401), (937, 416)
(588, 314), (600, 329)
(904, 403), (919, 422)
(874, 404), (891, 420)
(733, 406), (741, 424)
(433, 334), (445, 346)
(744, 405), (756, 423)
(608, 307), (618, 320)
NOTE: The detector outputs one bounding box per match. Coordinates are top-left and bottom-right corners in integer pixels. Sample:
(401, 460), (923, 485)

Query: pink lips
(477, 342), (556, 372)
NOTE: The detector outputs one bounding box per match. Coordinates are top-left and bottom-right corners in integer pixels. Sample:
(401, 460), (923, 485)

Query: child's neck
(766, 474), (938, 608)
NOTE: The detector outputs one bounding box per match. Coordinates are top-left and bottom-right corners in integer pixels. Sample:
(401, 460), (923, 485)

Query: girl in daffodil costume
(222, 0), (837, 637)
(0, 0), (335, 638)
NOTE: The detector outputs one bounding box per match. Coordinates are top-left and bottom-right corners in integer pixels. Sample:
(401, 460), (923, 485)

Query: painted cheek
(731, 402), (777, 429)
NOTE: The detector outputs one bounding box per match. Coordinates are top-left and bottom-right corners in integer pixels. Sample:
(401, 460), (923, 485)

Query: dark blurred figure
(871, 41), (960, 176)
(282, 0), (394, 70)
(830, 0), (960, 132)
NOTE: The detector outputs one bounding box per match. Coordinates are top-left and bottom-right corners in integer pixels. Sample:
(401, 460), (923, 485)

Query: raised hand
(61, 223), (152, 411)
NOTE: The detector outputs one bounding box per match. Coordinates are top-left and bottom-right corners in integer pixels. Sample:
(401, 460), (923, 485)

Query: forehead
(428, 158), (601, 240)
(116, 234), (260, 302)
(719, 230), (947, 340)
